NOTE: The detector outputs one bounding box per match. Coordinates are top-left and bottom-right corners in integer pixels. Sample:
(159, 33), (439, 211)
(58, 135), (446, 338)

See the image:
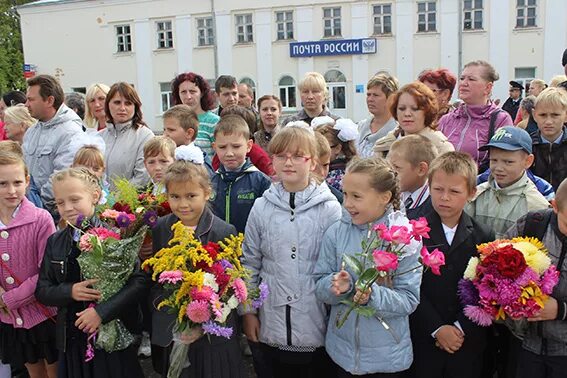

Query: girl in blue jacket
(315, 157), (422, 377)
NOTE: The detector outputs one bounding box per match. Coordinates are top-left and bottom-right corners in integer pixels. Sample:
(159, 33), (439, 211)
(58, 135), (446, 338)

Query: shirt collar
(402, 181), (429, 209)
(0, 203), (22, 228)
(541, 131), (564, 144)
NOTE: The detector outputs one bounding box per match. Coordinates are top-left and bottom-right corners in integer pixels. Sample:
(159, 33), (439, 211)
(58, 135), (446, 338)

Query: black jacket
(410, 210), (494, 376)
(406, 196), (433, 220)
(530, 127), (567, 190)
(149, 208), (237, 347)
(35, 217), (149, 351)
(502, 97), (521, 120)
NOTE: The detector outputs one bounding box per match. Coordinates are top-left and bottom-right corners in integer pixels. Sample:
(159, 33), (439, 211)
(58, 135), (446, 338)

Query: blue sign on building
(290, 38), (377, 58)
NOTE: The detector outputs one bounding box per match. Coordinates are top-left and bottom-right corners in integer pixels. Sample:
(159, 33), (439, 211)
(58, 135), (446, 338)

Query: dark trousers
(410, 339), (483, 378)
(337, 365), (403, 378)
(249, 342), (336, 378)
(516, 348), (567, 378)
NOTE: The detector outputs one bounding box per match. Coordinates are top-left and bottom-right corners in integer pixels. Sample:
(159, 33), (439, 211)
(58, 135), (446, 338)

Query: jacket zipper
(354, 313), (360, 373)
(456, 111), (472, 152)
(286, 305), (292, 345)
(105, 129), (119, 176)
(225, 182), (232, 224)
(62, 257), (68, 353)
(548, 143), (553, 187)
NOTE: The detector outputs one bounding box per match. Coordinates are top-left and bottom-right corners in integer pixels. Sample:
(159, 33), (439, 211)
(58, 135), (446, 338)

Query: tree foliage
(0, 0), (35, 93)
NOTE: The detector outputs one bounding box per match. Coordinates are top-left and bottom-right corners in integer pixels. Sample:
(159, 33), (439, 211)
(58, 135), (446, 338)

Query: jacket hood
(453, 101), (502, 120)
(217, 158), (256, 182)
(39, 103), (83, 128)
(262, 181), (337, 212)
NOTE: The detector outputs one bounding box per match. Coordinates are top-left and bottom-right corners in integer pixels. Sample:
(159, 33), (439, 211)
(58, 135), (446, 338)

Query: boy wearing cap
(502, 81), (524, 120)
(466, 126), (550, 238)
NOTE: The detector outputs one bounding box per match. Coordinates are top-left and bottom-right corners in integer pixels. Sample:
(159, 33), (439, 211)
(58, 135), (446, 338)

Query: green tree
(0, 0), (34, 94)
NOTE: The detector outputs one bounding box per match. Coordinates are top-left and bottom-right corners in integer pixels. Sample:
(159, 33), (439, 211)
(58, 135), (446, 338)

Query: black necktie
(404, 196), (414, 211)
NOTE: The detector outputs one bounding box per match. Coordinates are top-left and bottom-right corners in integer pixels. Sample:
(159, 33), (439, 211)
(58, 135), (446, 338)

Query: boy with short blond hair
(143, 136), (176, 194)
(210, 114), (271, 233)
(531, 87), (567, 190)
(410, 152), (494, 378)
(467, 126), (550, 238)
(162, 104), (199, 147)
(388, 135), (438, 219)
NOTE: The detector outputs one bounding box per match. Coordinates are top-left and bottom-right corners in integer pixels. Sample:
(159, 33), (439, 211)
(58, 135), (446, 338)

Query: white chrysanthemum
(463, 257), (479, 280)
(216, 305), (231, 323)
(203, 273), (219, 292)
(175, 143), (204, 164)
(227, 295), (239, 309)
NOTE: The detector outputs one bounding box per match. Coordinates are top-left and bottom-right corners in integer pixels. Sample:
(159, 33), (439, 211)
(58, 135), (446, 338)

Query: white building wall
(17, 0), (567, 131)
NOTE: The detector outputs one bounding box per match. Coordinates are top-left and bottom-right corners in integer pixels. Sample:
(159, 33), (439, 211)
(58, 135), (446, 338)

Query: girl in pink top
(0, 150), (57, 377)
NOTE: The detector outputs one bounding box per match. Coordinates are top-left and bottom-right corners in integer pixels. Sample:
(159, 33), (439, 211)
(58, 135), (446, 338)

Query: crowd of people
(0, 50), (566, 378)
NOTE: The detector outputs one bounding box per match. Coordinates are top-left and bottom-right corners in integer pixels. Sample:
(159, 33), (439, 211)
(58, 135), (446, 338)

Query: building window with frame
(235, 13), (253, 43)
(116, 24), (132, 53)
(278, 76), (296, 109)
(516, 0), (537, 28)
(323, 7), (341, 37)
(156, 20), (174, 49)
(417, 1), (436, 33)
(197, 17), (215, 46)
(276, 11), (294, 40)
(160, 82), (174, 113)
(514, 67), (536, 90)
(373, 4), (392, 35)
(463, 0), (483, 30)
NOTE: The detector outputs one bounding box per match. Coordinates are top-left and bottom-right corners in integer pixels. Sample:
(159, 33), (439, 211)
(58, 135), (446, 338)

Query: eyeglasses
(273, 154), (311, 164)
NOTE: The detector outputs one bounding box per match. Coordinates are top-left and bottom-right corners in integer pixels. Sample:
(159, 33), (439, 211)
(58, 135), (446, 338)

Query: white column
(489, 0), (510, 102)
(255, 9), (273, 98)
(134, 19), (156, 129)
(175, 15), (192, 73)
(215, 11), (232, 75)
(439, 0), (459, 76)
(296, 6), (314, 78)
(543, 0), (567, 81)
(395, 0), (414, 85)
(351, 2), (369, 122)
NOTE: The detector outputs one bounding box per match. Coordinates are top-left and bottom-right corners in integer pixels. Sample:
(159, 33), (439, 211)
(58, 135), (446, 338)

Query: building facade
(18, 0), (567, 131)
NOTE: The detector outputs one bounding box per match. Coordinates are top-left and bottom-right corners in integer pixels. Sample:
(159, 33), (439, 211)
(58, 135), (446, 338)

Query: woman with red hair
(418, 68), (457, 124)
(170, 72), (219, 156)
(373, 81), (454, 157)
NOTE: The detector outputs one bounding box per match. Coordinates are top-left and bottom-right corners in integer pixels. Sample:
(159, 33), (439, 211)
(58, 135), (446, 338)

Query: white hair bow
(310, 116), (335, 129)
(174, 143), (204, 164)
(285, 120), (314, 134)
(333, 119), (359, 142)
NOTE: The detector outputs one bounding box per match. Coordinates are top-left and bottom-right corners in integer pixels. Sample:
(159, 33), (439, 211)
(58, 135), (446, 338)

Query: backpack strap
(522, 209), (553, 241)
(488, 109), (501, 141)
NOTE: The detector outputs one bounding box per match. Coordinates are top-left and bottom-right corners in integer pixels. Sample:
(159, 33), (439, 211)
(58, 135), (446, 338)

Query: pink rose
(389, 226), (412, 245)
(410, 217), (431, 241)
(79, 234), (94, 252)
(372, 250), (399, 272)
(373, 223), (392, 242)
(420, 247), (445, 275)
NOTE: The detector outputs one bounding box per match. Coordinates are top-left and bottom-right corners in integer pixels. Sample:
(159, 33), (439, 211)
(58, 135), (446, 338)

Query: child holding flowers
(241, 125), (341, 377)
(35, 168), (147, 377)
(0, 151), (57, 378)
(409, 152), (495, 378)
(314, 157), (423, 377)
(503, 178), (567, 378)
(149, 144), (246, 377)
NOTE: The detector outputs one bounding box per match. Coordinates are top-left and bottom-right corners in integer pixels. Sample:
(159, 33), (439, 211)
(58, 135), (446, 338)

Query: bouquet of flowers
(459, 237), (560, 336)
(142, 221), (268, 378)
(336, 216), (445, 329)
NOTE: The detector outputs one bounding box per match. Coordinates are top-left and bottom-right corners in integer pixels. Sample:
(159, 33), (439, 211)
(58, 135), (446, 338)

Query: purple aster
(75, 214), (85, 227)
(219, 259), (233, 270)
(252, 282), (269, 309)
(202, 321), (233, 338)
(116, 212), (132, 228)
(464, 305), (493, 327)
(458, 279), (479, 306)
(143, 210), (158, 228)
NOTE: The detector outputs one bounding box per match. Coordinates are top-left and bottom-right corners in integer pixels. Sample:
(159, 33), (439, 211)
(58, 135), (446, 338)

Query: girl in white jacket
(242, 124), (342, 377)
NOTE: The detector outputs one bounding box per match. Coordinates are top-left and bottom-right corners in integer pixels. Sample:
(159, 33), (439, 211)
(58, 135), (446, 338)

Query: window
(516, 0), (537, 28)
(197, 17), (214, 46)
(156, 21), (173, 49)
(276, 11), (294, 40)
(235, 13), (253, 43)
(417, 1), (436, 32)
(71, 87), (86, 94)
(514, 67), (536, 89)
(324, 70), (347, 112)
(160, 82), (174, 113)
(373, 4), (392, 35)
(463, 0), (483, 30)
(116, 25), (132, 53)
(278, 76), (296, 109)
(323, 7), (341, 37)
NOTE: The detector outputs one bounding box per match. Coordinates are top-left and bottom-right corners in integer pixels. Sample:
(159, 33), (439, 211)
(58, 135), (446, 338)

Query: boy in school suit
(409, 152), (495, 378)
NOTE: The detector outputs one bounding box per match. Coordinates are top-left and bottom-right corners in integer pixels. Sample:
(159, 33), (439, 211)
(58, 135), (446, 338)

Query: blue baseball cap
(479, 126), (533, 154)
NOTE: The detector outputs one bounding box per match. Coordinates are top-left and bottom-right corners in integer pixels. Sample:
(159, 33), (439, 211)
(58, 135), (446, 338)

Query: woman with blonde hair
(281, 72), (340, 126)
(83, 83), (110, 130)
(3, 104), (36, 144)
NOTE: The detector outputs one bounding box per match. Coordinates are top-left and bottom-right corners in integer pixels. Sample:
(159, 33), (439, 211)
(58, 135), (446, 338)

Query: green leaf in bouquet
(342, 255), (363, 275)
(354, 306), (376, 318)
(339, 299), (356, 307)
(361, 239), (368, 251)
(356, 268), (379, 291)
